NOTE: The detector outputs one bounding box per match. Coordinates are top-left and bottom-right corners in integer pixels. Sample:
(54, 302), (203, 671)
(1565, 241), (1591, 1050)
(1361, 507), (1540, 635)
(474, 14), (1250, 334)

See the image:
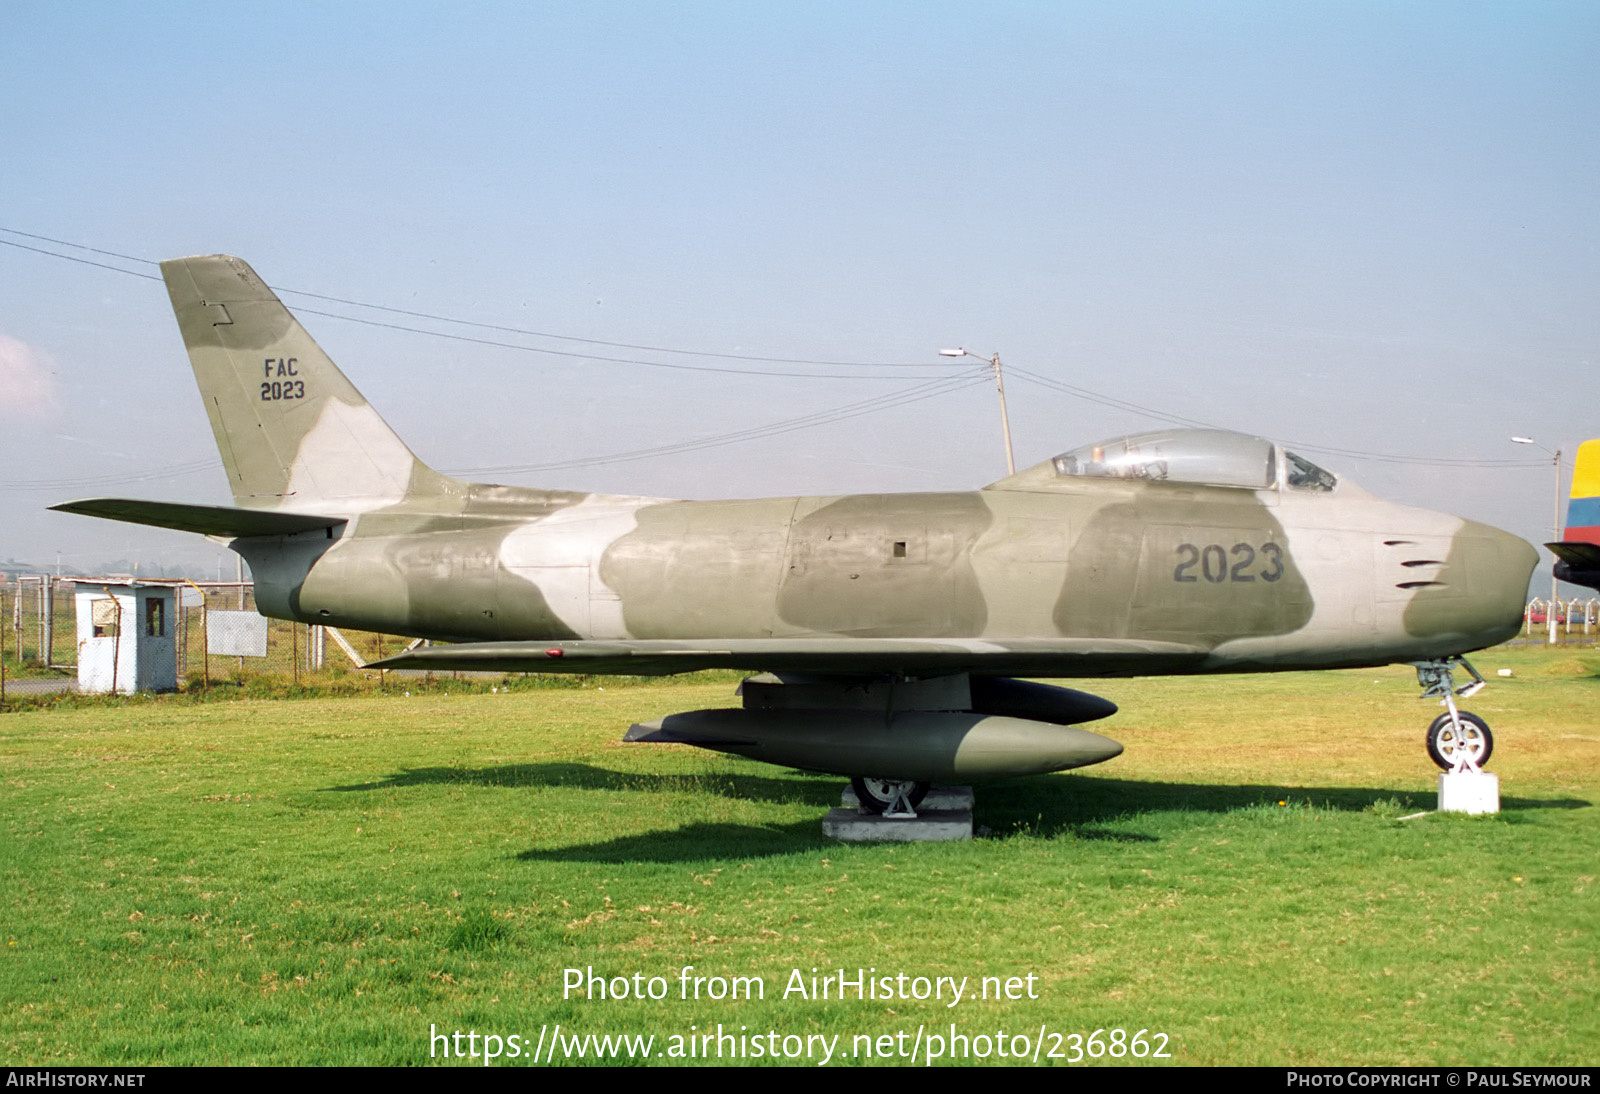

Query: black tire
(1427, 712), (1493, 771)
(850, 777), (930, 815)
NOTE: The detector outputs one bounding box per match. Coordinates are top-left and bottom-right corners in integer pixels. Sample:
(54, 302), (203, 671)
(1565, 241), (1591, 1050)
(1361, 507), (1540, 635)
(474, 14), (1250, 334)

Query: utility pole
(939, 348), (1016, 475)
(1511, 437), (1563, 645)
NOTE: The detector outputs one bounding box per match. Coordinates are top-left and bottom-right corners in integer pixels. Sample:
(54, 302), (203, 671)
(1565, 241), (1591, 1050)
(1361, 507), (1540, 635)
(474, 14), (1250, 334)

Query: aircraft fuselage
(238, 465), (1534, 678)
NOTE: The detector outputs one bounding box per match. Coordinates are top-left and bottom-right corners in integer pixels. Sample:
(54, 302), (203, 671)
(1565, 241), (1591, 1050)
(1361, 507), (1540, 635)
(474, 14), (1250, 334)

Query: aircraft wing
(50, 498), (345, 537)
(367, 637), (1211, 678)
(1548, 540), (1600, 591)
(1547, 540), (1600, 570)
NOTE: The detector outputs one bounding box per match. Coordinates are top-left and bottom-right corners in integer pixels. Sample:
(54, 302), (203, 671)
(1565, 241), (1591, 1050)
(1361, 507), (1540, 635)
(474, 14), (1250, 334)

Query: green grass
(1, 646), (1596, 1066)
(1, 651), (73, 682)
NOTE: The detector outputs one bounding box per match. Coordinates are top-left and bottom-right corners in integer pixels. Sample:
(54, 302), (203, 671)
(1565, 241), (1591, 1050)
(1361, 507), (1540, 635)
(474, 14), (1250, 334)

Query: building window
(91, 598), (120, 638)
(145, 597), (165, 638)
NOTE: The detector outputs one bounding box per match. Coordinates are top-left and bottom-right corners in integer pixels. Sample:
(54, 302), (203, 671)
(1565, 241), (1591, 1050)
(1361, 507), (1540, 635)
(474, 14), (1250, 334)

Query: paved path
(3, 677), (77, 695)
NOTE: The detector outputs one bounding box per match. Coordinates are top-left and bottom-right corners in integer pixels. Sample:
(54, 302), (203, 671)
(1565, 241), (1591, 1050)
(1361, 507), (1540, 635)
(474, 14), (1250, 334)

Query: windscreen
(1285, 450), (1337, 491)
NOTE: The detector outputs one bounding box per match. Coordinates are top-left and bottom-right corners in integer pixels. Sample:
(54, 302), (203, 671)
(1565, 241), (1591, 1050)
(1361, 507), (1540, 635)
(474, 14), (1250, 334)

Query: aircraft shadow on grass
(976, 774), (1589, 839)
(322, 762), (843, 807)
(322, 765), (1589, 864)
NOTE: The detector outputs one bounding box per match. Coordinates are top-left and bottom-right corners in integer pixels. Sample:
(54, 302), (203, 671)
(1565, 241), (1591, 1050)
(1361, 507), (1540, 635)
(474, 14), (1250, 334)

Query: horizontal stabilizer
(50, 498), (345, 537)
(1547, 540), (1600, 569)
(368, 636), (1210, 678)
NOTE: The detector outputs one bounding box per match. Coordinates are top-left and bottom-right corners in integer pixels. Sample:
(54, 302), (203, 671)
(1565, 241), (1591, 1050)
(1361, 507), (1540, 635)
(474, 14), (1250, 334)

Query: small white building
(75, 581), (178, 694)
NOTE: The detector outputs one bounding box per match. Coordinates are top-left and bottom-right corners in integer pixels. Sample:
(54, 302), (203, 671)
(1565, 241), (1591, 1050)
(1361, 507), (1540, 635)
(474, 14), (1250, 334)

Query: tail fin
(161, 254), (449, 513)
(1547, 438), (1600, 590)
(1565, 439), (1600, 548)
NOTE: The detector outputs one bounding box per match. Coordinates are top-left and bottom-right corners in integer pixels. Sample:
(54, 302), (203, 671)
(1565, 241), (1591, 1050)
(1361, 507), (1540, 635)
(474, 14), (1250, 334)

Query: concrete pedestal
(1438, 770), (1500, 815)
(822, 785), (974, 842)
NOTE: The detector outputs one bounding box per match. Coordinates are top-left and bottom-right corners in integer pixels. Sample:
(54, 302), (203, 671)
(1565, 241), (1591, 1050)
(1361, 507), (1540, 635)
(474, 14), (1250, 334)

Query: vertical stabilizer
(1546, 438), (1600, 591)
(1566, 439), (1600, 547)
(161, 254), (448, 512)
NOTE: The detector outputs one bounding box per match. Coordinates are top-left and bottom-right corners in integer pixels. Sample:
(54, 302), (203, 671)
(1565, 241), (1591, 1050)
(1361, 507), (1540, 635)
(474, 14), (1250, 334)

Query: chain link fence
(3, 574), (75, 672)
(176, 582), (429, 687)
(2, 575), (439, 692)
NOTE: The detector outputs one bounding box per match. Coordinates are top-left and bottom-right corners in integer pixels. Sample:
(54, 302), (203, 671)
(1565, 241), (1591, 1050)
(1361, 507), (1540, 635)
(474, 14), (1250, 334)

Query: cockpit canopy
(1051, 429), (1337, 492)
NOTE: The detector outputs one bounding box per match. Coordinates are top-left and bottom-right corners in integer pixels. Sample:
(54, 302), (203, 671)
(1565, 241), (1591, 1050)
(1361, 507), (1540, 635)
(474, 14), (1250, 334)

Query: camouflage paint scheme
(53, 256), (1538, 783)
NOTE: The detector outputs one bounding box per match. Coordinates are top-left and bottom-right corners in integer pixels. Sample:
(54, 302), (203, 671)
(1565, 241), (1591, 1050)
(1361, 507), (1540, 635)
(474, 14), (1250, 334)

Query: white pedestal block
(1438, 770), (1500, 815)
(823, 785), (974, 842)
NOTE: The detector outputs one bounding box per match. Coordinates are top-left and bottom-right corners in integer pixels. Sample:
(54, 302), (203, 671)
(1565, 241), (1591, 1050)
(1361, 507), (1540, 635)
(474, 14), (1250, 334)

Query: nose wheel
(1426, 711), (1493, 771)
(1413, 658), (1493, 772)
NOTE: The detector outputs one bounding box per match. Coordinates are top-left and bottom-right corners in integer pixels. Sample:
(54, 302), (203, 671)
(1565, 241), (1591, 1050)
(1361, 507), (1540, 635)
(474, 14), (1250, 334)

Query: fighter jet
(53, 255), (1537, 814)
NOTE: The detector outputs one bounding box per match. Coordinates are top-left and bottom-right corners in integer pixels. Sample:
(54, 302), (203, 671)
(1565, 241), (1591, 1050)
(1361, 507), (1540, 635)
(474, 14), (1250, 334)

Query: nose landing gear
(1413, 658), (1493, 772)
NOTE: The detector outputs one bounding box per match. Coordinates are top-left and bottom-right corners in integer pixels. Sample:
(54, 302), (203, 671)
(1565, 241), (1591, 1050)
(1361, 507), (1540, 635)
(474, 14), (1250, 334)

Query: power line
(0, 227), (153, 267)
(2, 457), (220, 493)
(0, 228), (964, 377)
(5, 375), (990, 492)
(1279, 443), (1546, 469)
(290, 304), (958, 379)
(1009, 366), (1225, 431)
(446, 371), (992, 476)
(0, 226), (1560, 471)
(0, 235), (162, 282)
(277, 290), (942, 368)
(1009, 366), (1548, 469)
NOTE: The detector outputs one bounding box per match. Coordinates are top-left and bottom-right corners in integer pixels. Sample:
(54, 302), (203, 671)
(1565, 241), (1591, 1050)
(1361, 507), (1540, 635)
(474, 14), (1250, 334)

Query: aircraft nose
(1393, 521), (1537, 650)
(1484, 524), (1540, 612)
(1472, 524), (1536, 623)
(1452, 523), (1538, 646)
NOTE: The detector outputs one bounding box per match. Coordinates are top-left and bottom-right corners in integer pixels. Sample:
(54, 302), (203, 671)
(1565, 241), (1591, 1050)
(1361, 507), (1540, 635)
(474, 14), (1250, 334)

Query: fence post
(181, 580), (209, 690)
(13, 579), (24, 663)
(41, 579), (53, 668)
(110, 598), (122, 696)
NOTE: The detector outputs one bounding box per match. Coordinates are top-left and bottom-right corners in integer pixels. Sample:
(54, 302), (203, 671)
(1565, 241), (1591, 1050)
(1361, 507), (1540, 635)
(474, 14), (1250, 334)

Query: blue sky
(1, 2), (1595, 587)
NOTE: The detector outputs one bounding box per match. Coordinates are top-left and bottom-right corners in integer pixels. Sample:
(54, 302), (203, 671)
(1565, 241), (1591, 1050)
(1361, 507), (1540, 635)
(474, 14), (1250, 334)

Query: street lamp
(939, 348), (1015, 475)
(1511, 436), (1563, 645)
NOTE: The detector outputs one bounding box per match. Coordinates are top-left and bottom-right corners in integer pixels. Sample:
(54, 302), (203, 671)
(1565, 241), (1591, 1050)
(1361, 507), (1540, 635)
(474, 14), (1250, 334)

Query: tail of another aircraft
(160, 254), (451, 513)
(1564, 440), (1600, 547)
(1547, 438), (1600, 591)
